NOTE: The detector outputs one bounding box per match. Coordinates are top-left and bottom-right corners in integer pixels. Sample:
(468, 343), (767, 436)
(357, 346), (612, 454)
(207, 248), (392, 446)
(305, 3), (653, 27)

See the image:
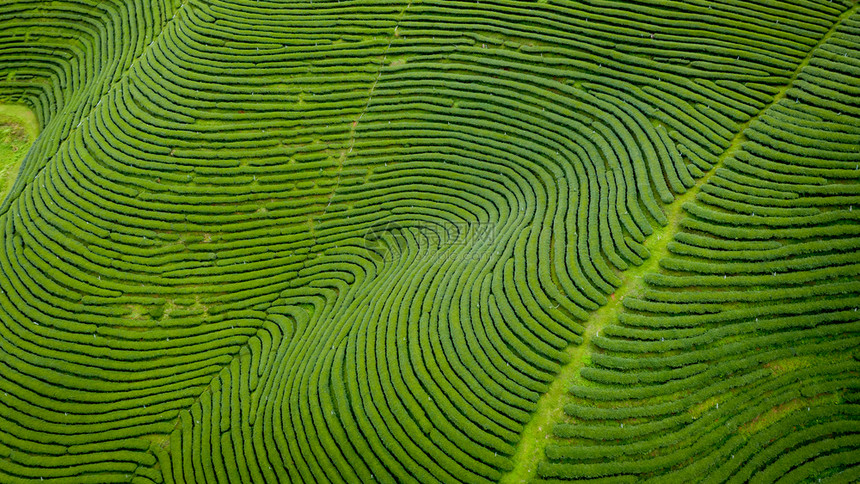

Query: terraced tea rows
(0, 0), (857, 482)
(539, 12), (860, 483)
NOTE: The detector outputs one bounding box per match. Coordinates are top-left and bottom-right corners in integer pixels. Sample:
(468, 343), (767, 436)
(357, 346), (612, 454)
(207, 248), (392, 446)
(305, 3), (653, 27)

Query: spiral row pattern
(541, 13), (860, 483)
(0, 0), (856, 482)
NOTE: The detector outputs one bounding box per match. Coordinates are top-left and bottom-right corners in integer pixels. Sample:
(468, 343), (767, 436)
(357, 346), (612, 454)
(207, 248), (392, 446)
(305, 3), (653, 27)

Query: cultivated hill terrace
(0, 0), (858, 482)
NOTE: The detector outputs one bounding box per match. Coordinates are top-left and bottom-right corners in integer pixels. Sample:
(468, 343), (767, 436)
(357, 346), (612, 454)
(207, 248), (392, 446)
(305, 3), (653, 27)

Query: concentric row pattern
(0, 0), (857, 482)
(540, 13), (860, 483)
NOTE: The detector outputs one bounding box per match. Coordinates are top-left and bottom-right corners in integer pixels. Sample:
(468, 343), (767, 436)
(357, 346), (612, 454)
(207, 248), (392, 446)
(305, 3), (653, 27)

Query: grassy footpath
(0, 103), (38, 202)
(501, 131), (768, 483)
(499, 177), (703, 483)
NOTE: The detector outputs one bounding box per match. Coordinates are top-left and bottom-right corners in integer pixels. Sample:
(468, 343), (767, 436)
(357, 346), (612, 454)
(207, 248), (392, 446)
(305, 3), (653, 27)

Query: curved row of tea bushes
(0, 0), (181, 217)
(0, 0), (857, 482)
(540, 12), (860, 483)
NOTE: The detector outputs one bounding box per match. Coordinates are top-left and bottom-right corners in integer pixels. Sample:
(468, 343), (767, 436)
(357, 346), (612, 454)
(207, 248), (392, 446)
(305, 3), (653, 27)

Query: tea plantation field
(0, 0), (858, 482)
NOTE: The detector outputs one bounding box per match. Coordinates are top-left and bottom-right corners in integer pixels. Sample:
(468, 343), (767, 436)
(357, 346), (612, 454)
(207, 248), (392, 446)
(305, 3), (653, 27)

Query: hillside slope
(0, 0), (857, 482)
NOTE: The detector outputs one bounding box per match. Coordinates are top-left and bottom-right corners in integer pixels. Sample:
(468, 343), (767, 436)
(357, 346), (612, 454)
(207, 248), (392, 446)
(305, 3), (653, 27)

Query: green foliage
(0, 0), (857, 483)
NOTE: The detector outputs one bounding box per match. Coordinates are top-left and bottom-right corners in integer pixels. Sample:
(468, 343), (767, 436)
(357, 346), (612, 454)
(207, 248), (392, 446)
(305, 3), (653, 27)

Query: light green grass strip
(0, 103), (39, 202)
(500, 5), (859, 482)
